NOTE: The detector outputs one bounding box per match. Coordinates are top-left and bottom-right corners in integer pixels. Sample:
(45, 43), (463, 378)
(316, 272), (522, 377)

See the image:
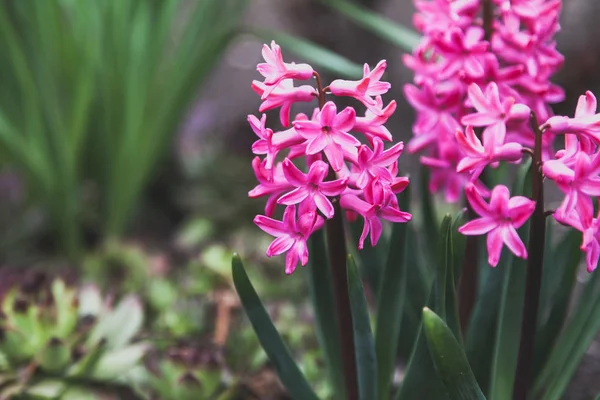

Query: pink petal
(254, 215), (286, 237)
(369, 216), (383, 247)
(323, 143), (346, 172)
(462, 112), (499, 127)
(380, 206), (412, 223)
(507, 196), (535, 227)
(465, 184), (491, 217)
(285, 250), (300, 274)
(467, 83), (488, 112)
(486, 228), (503, 267)
(278, 187), (310, 205)
(320, 177), (348, 196)
(334, 107), (357, 132)
(307, 160), (329, 184)
(314, 192), (335, 219)
(282, 158), (308, 186)
(306, 135), (329, 155)
(267, 236), (295, 256)
(459, 217), (497, 235)
(501, 224), (527, 259)
(320, 102), (338, 126)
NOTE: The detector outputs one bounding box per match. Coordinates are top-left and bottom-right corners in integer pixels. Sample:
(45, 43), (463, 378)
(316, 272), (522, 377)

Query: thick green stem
(315, 71), (359, 400)
(512, 112), (546, 400)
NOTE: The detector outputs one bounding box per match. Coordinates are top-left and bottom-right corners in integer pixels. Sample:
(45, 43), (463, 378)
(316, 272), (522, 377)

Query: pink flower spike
(329, 60), (391, 114)
(461, 83), (531, 143)
(251, 79), (316, 127)
(278, 159), (347, 219)
(254, 205), (324, 274)
(455, 125), (523, 179)
(257, 41), (314, 98)
(248, 158), (293, 217)
(293, 101), (359, 171)
(459, 184), (535, 266)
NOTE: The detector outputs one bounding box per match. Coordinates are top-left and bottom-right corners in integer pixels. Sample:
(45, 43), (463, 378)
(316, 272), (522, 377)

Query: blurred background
(0, 0), (599, 398)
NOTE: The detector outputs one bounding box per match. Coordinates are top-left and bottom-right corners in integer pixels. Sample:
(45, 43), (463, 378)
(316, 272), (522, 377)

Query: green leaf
(533, 228), (581, 376)
(308, 229), (345, 399)
(250, 29), (363, 78)
(319, 0), (420, 51)
(347, 255), (377, 400)
(422, 308), (486, 400)
(397, 214), (462, 400)
(88, 295), (143, 349)
(375, 188), (410, 400)
(419, 166), (439, 270)
(232, 254), (319, 400)
(91, 343), (149, 380)
(488, 161), (531, 400)
(534, 267), (600, 400)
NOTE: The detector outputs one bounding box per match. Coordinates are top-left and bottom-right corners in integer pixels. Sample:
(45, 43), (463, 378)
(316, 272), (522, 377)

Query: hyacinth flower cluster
(248, 41), (411, 274)
(403, 0), (575, 267)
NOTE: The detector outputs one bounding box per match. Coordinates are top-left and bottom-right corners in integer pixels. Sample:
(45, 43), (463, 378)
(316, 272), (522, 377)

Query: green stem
(512, 111), (546, 400)
(315, 71), (359, 400)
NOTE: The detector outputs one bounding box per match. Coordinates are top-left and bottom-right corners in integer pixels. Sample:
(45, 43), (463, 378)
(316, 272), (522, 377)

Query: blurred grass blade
(250, 29), (363, 78)
(347, 255), (377, 400)
(422, 308), (486, 400)
(319, 0), (420, 51)
(375, 188), (410, 400)
(231, 254), (319, 400)
(308, 229), (345, 399)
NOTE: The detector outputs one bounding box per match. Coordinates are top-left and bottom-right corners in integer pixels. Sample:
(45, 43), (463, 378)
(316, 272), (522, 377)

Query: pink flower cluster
(405, 0), (564, 266)
(543, 91), (600, 272)
(249, 41), (411, 274)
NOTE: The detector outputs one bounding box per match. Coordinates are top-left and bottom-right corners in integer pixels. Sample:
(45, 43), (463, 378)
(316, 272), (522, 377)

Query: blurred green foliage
(0, 0), (246, 259)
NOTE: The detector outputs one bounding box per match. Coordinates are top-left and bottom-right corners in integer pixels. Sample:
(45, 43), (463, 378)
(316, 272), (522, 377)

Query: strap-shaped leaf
(533, 228), (581, 376)
(375, 188), (410, 400)
(231, 254), (319, 400)
(423, 308), (486, 400)
(397, 214), (461, 400)
(534, 265), (600, 400)
(319, 0), (420, 51)
(487, 161), (531, 400)
(308, 229), (345, 399)
(250, 29), (363, 78)
(347, 255), (377, 400)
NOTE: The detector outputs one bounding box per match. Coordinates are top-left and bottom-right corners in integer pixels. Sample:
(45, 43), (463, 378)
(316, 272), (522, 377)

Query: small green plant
(0, 278), (146, 398)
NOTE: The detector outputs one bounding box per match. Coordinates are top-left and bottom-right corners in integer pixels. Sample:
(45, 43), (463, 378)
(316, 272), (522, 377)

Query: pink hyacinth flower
(249, 114), (279, 169)
(353, 96), (395, 143)
(293, 101), (359, 172)
(278, 159), (347, 219)
(329, 60), (391, 114)
(354, 137), (404, 189)
(461, 82), (531, 142)
(456, 125), (523, 179)
(543, 151), (600, 226)
(543, 91), (600, 144)
(251, 79), (316, 127)
(254, 205), (324, 274)
(248, 158), (293, 217)
(459, 184), (535, 266)
(257, 41), (314, 98)
(340, 177), (412, 249)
